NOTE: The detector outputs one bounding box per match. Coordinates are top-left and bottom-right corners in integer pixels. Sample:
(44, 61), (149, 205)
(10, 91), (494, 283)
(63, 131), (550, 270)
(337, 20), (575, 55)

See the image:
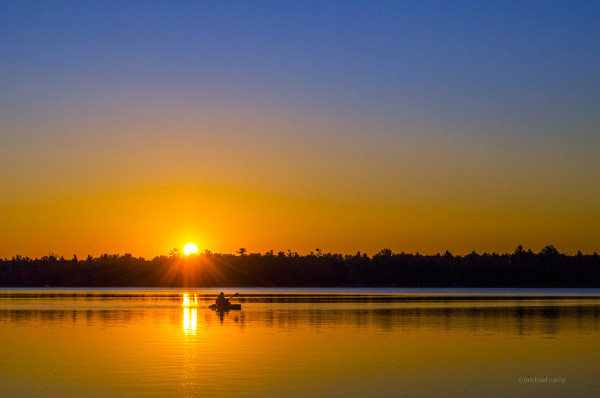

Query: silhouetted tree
(376, 248), (393, 257)
(540, 245), (560, 258)
(0, 246), (598, 288)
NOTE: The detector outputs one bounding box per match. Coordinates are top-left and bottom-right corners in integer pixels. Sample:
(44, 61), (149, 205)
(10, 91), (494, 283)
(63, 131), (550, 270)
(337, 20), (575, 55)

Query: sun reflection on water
(182, 293), (198, 307)
(183, 308), (197, 334)
(182, 293), (199, 334)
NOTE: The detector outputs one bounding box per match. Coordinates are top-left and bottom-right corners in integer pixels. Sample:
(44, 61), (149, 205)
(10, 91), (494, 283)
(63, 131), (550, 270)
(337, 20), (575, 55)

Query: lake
(1, 288), (599, 397)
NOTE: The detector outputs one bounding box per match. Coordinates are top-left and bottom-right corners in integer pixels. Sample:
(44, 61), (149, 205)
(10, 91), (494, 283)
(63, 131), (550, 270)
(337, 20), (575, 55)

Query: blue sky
(4, 0), (598, 128)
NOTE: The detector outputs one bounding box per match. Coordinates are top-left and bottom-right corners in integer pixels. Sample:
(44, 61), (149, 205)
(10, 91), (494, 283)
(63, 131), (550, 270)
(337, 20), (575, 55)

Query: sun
(183, 243), (198, 255)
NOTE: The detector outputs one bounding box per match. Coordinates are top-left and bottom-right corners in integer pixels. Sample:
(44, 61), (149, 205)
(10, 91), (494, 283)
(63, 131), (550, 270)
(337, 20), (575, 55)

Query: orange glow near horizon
(0, 179), (598, 259)
(0, 133), (598, 259)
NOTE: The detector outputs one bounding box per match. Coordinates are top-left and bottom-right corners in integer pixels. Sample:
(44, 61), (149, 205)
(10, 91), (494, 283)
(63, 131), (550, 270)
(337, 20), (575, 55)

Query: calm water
(1, 288), (600, 397)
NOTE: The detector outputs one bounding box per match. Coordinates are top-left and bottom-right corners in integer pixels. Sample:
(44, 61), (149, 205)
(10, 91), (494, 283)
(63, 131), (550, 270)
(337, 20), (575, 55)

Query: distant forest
(1, 246), (599, 288)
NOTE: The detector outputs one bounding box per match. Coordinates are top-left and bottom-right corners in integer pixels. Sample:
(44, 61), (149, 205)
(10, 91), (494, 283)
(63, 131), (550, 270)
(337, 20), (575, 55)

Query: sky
(1, 0), (599, 258)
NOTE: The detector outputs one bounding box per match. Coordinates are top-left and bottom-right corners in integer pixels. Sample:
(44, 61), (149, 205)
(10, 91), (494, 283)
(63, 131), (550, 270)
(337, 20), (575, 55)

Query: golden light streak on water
(183, 307), (197, 335)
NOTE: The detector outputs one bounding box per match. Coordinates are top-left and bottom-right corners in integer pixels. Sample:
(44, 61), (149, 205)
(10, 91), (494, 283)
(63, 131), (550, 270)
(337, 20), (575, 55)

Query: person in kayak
(215, 292), (230, 307)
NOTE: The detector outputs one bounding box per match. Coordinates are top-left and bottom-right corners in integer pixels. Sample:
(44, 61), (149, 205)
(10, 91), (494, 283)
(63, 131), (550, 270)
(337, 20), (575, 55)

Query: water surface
(1, 288), (599, 397)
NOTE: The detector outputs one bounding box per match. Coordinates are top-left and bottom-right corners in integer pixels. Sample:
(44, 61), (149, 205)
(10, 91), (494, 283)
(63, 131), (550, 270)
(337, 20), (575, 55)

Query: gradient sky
(1, 0), (599, 258)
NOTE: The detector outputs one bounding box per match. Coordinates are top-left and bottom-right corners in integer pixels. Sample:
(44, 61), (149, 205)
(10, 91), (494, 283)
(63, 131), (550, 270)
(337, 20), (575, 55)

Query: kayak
(209, 303), (242, 311)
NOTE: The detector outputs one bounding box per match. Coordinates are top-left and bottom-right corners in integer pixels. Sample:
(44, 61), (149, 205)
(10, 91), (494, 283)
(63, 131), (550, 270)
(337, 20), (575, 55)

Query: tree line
(1, 245), (599, 287)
